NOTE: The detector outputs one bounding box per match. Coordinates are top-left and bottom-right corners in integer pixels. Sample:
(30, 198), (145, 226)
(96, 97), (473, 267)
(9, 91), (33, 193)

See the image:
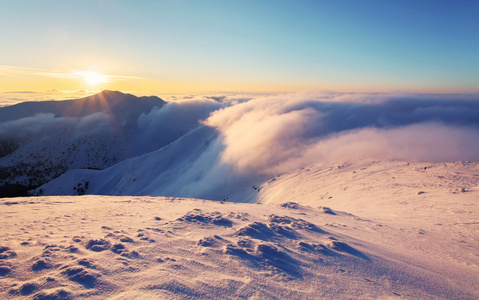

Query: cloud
(0, 65), (139, 81)
(0, 112), (112, 142)
(0, 90), (94, 107)
(296, 123), (479, 167)
(0, 94), (230, 159)
(118, 91), (479, 200)
(134, 99), (225, 154)
(4, 90), (479, 200)
(44, 70), (140, 82)
(159, 92), (260, 105)
(206, 96), (227, 102)
(204, 92), (479, 176)
(73, 112), (113, 139)
(0, 113), (71, 140)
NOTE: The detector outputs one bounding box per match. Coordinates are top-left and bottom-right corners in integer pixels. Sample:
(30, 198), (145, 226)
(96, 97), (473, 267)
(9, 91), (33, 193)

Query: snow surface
(1, 160), (478, 299)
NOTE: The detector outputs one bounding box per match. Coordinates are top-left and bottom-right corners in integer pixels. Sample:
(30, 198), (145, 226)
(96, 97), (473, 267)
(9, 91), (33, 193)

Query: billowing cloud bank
(23, 91), (479, 200)
(0, 90), (95, 107)
(204, 92), (479, 176)
(0, 97), (225, 158)
(135, 99), (225, 155)
(0, 112), (113, 141)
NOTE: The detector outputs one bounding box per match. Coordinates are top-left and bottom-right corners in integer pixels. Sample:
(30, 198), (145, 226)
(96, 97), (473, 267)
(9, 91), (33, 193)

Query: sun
(75, 71), (110, 88)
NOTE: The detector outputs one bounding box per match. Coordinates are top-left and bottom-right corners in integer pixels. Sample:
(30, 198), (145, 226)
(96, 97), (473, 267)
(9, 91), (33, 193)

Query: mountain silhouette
(0, 90), (165, 122)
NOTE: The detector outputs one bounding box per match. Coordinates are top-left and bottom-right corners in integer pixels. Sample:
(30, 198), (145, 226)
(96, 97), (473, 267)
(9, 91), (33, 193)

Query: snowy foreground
(1, 160), (478, 299)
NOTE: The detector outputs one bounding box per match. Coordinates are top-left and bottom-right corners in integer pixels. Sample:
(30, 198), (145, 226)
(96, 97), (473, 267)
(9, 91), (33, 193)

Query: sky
(1, 0), (478, 100)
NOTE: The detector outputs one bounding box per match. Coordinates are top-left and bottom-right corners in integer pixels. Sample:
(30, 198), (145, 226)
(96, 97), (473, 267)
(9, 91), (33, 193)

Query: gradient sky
(1, 0), (478, 95)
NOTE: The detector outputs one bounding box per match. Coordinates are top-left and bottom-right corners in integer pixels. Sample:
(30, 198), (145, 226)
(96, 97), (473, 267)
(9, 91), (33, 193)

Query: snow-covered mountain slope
(1, 161), (478, 299)
(33, 125), (260, 201)
(0, 130), (124, 195)
(255, 159), (479, 284)
(0, 90), (169, 197)
(31, 160), (479, 298)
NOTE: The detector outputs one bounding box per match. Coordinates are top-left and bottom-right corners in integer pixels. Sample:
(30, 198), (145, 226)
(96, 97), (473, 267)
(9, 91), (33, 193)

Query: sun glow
(75, 71), (110, 87)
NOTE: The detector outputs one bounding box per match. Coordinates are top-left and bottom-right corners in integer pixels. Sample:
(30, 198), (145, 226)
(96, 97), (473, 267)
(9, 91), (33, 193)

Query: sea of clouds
(3, 90), (479, 168)
(131, 91), (479, 199)
(137, 91), (479, 199)
(2, 90), (479, 199)
(203, 91), (479, 176)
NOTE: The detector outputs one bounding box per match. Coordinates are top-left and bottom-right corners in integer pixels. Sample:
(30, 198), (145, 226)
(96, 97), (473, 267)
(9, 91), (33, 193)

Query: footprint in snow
(85, 239), (111, 252)
(0, 246), (17, 260)
(177, 210), (233, 227)
(9, 282), (40, 296)
(62, 267), (99, 289)
(0, 266), (11, 276)
(32, 259), (51, 272)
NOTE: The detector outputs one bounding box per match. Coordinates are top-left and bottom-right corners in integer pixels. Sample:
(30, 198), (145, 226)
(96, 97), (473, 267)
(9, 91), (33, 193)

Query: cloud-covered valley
(11, 90), (477, 200)
(205, 92), (479, 176)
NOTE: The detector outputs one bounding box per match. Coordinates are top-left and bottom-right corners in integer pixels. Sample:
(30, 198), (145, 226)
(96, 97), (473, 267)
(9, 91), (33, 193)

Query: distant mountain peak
(0, 90), (166, 124)
(97, 90), (128, 97)
(84, 90), (130, 101)
(85, 90), (165, 104)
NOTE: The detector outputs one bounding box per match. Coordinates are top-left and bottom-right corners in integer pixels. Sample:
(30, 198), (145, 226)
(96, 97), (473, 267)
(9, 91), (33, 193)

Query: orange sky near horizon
(1, 1), (478, 102)
(1, 64), (476, 99)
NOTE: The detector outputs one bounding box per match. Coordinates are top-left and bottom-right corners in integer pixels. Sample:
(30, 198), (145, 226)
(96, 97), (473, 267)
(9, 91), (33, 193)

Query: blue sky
(1, 0), (478, 93)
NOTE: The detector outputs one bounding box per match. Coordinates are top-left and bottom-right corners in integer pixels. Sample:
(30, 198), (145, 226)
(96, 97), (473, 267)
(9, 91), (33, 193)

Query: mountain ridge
(0, 90), (166, 122)
(0, 90), (168, 197)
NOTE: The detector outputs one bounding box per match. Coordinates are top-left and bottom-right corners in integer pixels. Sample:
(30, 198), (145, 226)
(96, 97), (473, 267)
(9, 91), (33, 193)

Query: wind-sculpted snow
(1, 184), (478, 299)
